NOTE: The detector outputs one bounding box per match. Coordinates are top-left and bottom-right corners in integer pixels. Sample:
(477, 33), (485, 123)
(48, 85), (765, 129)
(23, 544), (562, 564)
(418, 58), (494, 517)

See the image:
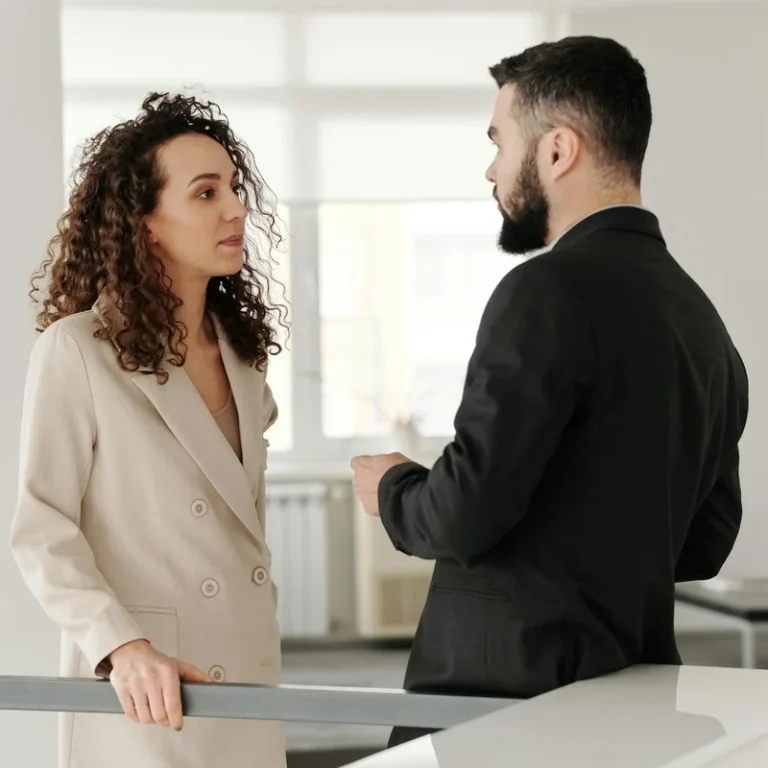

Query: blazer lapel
(216, 332), (263, 494)
(131, 360), (267, 548)
(92, 300), (268, 546)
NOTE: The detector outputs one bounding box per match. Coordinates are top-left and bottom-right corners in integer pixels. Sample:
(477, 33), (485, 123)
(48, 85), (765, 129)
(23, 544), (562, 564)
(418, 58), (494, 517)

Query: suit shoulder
(480, 257), (592, 353)
(489, 254), (581, 306)
(32, 312), (102, 362)
(36, 311), (99, 345)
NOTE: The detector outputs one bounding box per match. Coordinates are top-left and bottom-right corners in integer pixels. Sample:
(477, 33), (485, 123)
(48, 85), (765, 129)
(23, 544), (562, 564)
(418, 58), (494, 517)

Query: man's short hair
(490, 36), (652, 185)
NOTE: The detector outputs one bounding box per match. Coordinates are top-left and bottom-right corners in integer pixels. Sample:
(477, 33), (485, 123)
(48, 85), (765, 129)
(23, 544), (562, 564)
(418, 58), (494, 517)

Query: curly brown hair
(30, 91), (289, 382)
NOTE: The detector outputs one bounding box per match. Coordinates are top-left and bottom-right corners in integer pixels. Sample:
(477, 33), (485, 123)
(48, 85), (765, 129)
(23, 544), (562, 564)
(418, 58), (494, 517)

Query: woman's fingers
(114, 686), (139, 723)
(177, 661), (213, 683)
(146, 672), (170, 726)
(132, 692), (155, 725)
(108, 643), (206, 729)
(160, 662), (184, 730)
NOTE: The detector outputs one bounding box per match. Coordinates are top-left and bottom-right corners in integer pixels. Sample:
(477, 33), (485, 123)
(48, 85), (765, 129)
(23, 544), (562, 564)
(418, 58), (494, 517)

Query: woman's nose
(225, 190), (247, 221)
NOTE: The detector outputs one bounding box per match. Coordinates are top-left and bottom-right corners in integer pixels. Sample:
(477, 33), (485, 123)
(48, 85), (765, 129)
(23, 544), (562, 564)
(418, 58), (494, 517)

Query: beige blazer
(10, 308), (286, 768)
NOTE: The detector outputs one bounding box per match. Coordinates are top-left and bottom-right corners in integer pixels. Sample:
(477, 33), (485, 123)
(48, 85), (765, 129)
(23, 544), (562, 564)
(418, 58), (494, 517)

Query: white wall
(0, 0), (63, 764)
(568, 1), (768, 577)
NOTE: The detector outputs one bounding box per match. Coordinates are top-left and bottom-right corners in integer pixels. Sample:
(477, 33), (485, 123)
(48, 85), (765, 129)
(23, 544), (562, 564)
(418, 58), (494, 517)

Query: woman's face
(144, 132), (247, 286)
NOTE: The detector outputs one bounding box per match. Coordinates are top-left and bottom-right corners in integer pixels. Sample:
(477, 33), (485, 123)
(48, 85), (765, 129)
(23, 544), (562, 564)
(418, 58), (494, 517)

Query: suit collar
(551, 205), (665, 252)
(91, 301), (267, 548)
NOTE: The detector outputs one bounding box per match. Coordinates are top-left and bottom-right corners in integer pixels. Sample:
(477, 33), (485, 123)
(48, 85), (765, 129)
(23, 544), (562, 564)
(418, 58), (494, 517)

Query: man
(351, 36), (749, 748)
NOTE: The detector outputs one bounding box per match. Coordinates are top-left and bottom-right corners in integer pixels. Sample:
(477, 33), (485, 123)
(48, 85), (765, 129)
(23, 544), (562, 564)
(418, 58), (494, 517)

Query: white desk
(676, 582), (768, 668)
(343, 665), (768, 767)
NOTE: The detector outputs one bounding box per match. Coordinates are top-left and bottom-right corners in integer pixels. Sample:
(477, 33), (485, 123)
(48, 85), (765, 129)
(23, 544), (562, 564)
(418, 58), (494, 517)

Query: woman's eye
(198, 188), (214, 200)
(233, 184), (245, 197)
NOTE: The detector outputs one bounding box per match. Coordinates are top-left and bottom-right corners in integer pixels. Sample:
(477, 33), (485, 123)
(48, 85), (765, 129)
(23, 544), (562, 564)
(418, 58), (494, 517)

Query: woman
(10, 92), (289, 768)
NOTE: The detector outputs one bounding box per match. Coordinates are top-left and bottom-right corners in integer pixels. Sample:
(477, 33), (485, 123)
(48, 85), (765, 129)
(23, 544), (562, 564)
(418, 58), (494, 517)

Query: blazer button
(209, 665), (226, 682)
(252, 566), (269, 586)
(191, 499), (208, 517)
(201, 578), (219, 597)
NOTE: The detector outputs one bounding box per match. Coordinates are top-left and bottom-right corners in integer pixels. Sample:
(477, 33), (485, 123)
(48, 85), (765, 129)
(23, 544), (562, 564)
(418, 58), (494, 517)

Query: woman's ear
(143, 216), (159, 245)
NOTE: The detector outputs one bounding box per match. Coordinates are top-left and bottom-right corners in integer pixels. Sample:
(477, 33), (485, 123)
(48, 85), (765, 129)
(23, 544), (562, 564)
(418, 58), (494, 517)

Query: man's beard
(497, 146), (550, 255)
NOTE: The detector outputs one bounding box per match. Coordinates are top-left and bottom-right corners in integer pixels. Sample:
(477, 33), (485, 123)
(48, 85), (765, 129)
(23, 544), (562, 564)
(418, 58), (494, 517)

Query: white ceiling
(61, 0), (758, 10)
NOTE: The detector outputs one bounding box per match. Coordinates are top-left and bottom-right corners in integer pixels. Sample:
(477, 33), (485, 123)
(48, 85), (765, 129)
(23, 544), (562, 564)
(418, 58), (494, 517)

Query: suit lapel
(131, 346), (267, 547)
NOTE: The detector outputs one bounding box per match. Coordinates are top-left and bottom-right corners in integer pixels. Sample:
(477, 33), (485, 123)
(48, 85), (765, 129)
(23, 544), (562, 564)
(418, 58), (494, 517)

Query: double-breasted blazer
(10, 307), (286, 768)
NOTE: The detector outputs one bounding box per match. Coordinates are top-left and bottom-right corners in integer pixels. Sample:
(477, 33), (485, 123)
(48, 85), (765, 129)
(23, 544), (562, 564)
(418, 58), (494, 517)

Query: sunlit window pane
(318, 117), (494, 202)
(254, 205), (292, 453)
(318, 201), (525, 438)
(224, 105), (292, 203)
(61, 9), (286, 87)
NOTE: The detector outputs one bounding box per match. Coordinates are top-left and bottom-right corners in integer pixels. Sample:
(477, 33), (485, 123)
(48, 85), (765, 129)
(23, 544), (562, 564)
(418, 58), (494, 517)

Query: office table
(676, 582), (768, 668)
(343, 664), (768, 767)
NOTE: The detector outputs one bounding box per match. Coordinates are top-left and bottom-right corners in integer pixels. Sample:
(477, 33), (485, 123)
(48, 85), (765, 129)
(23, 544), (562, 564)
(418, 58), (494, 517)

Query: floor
(281, 605), (766, 767)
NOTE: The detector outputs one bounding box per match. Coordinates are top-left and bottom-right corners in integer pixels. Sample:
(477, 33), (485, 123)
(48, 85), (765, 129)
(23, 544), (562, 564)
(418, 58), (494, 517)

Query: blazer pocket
(432, 585), (508, 602)
(123, 605), (179, 659)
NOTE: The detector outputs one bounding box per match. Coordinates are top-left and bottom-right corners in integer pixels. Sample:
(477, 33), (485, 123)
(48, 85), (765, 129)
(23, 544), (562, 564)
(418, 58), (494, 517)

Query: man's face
(486, 85), (550, 255)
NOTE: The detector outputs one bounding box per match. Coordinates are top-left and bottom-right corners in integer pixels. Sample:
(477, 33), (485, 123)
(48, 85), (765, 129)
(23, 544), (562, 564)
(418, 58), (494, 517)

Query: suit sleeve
(675, 448), (742, 582)
(378, 261), (594, 566)
(9, 325), (144, 676)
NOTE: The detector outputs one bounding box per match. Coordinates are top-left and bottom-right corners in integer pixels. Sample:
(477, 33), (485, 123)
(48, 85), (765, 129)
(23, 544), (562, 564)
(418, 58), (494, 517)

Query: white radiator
(264, 482), (329, 637)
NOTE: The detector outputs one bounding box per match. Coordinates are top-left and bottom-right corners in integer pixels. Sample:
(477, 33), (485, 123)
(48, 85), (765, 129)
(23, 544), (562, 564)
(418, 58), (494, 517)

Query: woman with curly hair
(10, 92), (289, 768)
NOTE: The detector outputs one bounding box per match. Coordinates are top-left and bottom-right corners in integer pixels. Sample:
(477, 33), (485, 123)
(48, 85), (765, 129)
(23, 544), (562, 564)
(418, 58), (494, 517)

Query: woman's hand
(108, 639), (212, 730)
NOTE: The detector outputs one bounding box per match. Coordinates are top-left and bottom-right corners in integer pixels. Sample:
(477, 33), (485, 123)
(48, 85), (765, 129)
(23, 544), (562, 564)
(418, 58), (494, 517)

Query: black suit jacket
(379, 207), (748, 734)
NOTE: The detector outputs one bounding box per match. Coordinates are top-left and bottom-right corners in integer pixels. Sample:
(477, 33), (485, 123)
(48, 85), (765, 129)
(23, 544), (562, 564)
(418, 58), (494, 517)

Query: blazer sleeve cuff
(77, 605), (147, 678)
(378, 461), (426, 554)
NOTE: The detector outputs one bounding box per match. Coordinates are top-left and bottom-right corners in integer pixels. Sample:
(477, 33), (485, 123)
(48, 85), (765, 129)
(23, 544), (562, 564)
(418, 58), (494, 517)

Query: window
(317, 116), (493, 202)
(304, 12), (542, 87)
(250, 207), (293, 453)
(60, 5), (545, 464)
(318, 201), (525, 439)
(224, 106), (292, 202)
(61, 9), (286, 87)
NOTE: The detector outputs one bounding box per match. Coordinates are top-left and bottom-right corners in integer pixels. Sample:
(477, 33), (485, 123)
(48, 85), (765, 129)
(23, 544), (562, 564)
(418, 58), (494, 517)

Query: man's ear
(543, 126), (581, 181)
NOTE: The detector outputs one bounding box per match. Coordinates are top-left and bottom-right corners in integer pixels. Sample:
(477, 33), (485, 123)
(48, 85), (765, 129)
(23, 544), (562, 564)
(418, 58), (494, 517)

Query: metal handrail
(0, 676), (517, 729)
